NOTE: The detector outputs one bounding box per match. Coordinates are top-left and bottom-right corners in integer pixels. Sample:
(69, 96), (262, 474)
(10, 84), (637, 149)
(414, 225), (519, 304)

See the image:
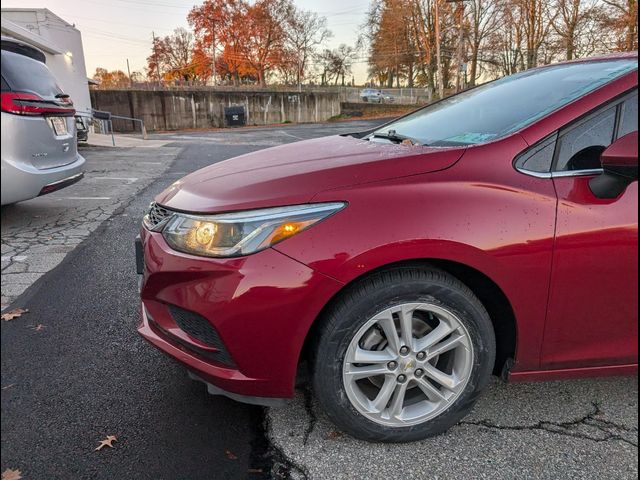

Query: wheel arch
(299, 258), (518, 378)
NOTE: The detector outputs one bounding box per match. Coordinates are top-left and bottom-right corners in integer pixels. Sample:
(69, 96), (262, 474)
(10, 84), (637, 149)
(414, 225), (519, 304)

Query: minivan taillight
(1, 91), (76, 116)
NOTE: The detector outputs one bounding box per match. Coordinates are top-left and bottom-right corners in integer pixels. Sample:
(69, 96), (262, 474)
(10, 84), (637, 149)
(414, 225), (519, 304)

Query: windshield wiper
(371, 130), (420, 145)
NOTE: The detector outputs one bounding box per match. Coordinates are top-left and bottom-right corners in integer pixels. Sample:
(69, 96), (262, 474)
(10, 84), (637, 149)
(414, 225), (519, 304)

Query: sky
(1, 0), (371, 82)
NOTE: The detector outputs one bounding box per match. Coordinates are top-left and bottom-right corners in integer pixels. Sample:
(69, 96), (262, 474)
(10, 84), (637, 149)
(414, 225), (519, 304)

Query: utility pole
(434, 0), (444, 99)
(455, 1), (464, 92)
(152, 31), (161, 84)
(444, 0), (468, 92)
(126, 58), (132, 87)
(445, 0), (470, 93)
(211, 19), (217, 86)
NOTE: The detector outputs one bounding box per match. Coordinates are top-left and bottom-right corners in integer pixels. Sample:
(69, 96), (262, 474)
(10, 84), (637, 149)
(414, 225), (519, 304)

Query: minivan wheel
(312, 266), (496, 442)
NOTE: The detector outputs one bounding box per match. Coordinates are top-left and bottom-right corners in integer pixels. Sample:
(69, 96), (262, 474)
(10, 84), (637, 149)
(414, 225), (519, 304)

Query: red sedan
(137, 53), (638, 442)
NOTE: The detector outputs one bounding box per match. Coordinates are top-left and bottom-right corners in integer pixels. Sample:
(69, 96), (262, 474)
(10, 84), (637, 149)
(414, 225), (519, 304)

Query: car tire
(311, 265), (496, 442)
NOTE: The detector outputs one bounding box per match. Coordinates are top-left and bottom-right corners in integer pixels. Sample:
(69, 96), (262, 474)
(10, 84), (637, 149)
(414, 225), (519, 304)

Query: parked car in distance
(75, 116), (88, 143)
(360, 88), (395, 103)
(1, 36), (85, 206)
(137, 53), (638, 443)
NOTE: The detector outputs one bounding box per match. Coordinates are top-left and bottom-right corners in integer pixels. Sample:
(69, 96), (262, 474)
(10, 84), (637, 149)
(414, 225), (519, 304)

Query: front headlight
(160, 202), (346, 258)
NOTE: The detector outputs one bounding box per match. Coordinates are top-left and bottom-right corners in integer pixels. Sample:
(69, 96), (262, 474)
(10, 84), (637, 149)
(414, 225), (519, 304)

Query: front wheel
(312, 266), (496, 442)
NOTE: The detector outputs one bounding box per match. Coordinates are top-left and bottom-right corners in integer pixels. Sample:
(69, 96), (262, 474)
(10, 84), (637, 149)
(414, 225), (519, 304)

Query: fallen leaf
(327, 430), (343, 440)
(225, 450), (238, 460)
(95, 435), (117, 451)
(2, 469), (22, 480)
(2, 384), (16, 390)
(1, 308), (29, 321)
(30, 324), (45, 332)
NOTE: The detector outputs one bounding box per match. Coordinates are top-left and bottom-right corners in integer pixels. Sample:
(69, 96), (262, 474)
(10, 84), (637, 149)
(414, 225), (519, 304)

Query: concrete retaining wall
(90, 90), (342, 132)
(339, 102), (423, 118)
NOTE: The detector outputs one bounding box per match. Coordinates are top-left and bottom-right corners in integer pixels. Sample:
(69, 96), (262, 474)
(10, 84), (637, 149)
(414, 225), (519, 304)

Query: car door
(541, 90), (638, 369)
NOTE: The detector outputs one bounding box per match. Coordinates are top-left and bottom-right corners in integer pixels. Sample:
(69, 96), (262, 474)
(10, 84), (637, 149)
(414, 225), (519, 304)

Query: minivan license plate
(49, 117), (68, 136)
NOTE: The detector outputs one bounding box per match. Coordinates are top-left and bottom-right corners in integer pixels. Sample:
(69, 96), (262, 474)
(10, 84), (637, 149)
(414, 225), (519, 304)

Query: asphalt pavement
(1, 120), (638, 479)
(0, 120), (385, 479)
(1, 144), (177, 309)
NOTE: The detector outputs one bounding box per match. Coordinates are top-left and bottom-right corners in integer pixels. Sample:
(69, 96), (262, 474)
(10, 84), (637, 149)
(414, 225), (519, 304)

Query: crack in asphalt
(1, 147), (182, 308)
(264, 410), (310, 480)
(460, 402), (638, 447)
(301, 384), (317, 447)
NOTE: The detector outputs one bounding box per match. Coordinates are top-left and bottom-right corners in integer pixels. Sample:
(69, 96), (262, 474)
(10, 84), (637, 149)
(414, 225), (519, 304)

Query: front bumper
(137, 228), (344, 400)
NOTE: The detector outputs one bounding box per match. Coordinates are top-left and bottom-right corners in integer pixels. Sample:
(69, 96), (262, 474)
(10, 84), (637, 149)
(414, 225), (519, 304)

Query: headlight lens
(160, 202), (346, 258)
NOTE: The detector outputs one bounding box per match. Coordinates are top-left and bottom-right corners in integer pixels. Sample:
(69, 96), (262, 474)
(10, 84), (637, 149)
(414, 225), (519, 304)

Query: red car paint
(139, 55), (638, 400)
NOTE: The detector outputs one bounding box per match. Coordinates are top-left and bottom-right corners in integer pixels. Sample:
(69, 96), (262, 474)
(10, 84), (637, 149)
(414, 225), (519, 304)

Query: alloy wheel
(342, 302), (474, 427)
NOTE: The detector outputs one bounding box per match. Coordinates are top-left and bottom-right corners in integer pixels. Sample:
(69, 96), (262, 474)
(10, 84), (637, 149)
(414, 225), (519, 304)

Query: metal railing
(91, 112), (147, 146)
(110, 115), (148, 140)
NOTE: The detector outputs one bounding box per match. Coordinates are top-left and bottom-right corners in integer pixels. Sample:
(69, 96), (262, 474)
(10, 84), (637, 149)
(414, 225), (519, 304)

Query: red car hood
(157, 135), (464, 212)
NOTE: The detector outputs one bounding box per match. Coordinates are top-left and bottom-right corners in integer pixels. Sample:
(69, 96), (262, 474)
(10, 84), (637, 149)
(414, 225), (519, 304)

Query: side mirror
(589, 131), (638, 199)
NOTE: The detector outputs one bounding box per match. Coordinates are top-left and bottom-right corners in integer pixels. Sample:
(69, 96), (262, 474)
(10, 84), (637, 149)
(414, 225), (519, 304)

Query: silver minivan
(1, 37), (85, 205)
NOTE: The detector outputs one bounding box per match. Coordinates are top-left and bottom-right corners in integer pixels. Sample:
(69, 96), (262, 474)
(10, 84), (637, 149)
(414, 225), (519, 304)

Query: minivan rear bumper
(0, 153), (85, 205)
(39, 171), (84, 196)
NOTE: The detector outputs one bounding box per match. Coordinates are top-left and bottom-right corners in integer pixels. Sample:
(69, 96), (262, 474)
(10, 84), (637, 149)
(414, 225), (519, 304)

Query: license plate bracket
(49, 116), (68, 136)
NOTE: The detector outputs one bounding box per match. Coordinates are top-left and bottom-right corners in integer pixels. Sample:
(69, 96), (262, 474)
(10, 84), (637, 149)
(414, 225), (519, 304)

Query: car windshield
(372, 59), (638, 146)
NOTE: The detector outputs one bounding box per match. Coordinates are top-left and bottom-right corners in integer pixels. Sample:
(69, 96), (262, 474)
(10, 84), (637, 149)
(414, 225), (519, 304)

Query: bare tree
(147, 28), (198, 81)
(485, 4), (526, 76)
(318, 45), (358, 85)
(601, 0), (638, 50)
(518, 0), (556, 68)
(552, 0), (600, 59)
(285, 10), (332, 87)
(466, 0), (502, 85)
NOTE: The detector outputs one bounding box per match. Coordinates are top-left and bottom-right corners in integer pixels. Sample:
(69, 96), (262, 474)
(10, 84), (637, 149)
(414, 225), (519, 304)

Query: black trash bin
(224, 105), (246, 127)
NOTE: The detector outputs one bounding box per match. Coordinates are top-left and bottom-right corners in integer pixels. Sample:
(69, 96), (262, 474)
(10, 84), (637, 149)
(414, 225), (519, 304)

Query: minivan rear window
(1, 50), (62, 99)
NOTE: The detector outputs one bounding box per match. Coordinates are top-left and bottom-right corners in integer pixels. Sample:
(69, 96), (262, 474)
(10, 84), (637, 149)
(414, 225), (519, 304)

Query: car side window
(515, 134), (557, 174)
(617, 91), (638, 138)
(554, 106), (616, 172)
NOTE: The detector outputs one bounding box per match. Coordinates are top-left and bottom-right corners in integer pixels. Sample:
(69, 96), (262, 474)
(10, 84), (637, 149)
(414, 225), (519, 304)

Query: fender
(275, 139), (558, 372)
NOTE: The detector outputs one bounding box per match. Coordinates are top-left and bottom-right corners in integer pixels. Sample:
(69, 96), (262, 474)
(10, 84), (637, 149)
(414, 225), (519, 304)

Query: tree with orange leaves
(147, 28), (200, 82)
(188, 0), (330, 86)
(92, 68), (131, 88)
(236, 0), (294, 86)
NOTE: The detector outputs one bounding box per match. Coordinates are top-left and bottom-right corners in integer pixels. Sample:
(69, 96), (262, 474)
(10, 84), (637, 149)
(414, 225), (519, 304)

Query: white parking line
(92, 177), (138, 184)
(63, 197), (112, 200)
(278, 130), (304, 140)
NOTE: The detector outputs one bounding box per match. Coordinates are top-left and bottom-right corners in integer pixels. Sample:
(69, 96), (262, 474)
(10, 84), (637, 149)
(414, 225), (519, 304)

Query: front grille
(143, 202), (172, 230)
(168, 305), (235, 366)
